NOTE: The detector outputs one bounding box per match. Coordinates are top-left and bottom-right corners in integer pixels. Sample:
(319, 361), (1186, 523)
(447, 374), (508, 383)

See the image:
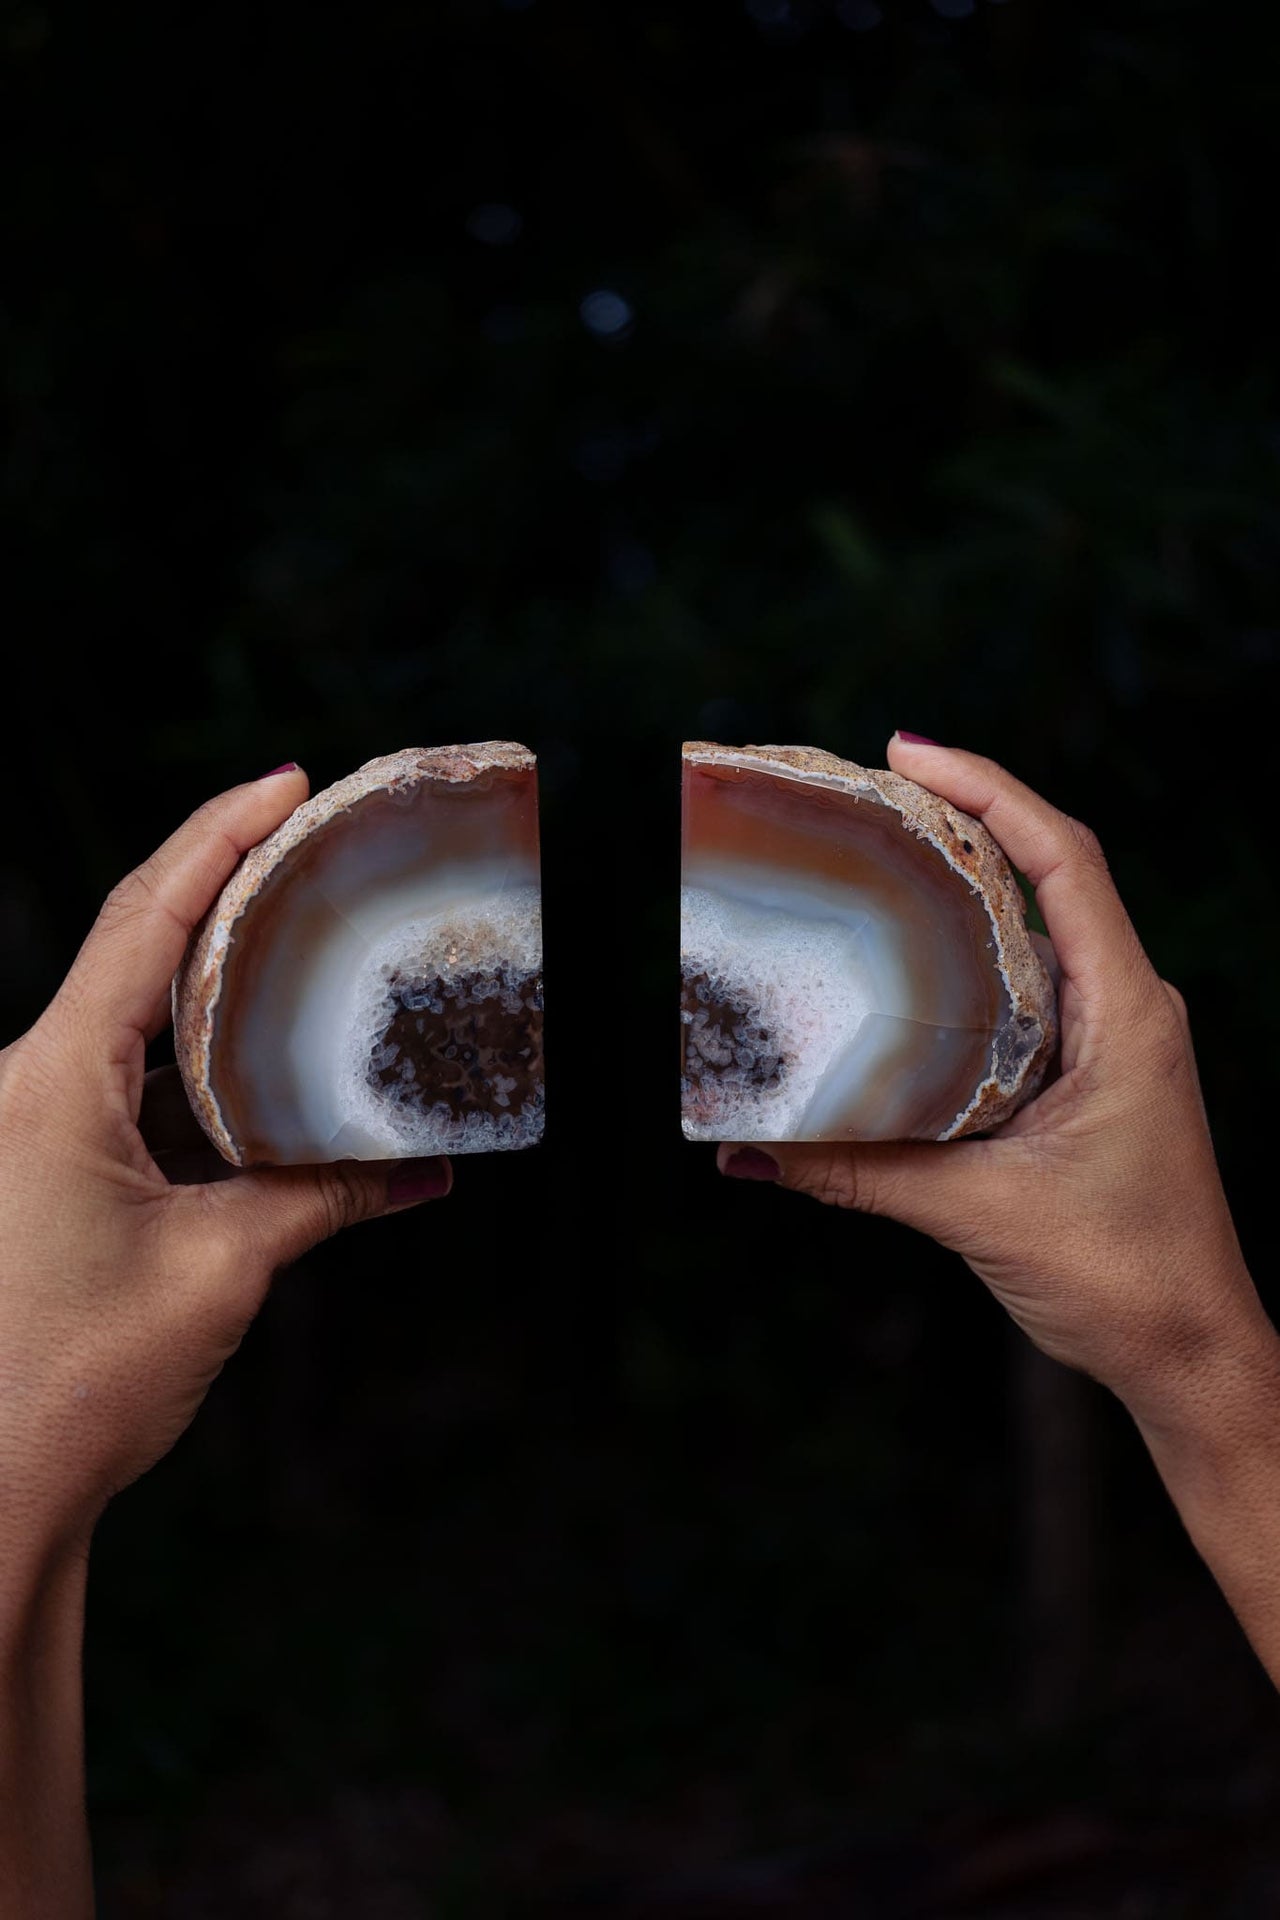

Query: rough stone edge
(173, 743), (538, 1166)
(681, 741), (1059, 1140)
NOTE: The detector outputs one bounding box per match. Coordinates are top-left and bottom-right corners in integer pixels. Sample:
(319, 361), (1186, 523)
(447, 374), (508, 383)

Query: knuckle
(796, 1153), (870, 1213)
(1161, 979), (1189, 1025)
(188, 795), (246, 864)
(163, 1187), (245, 1286)
(1134, 992), (1192, 1080)
(1061, 814), (1105, 869)
(314, 1166), (370, 1238)
(0, 1031), (59, 1127)
(100, 867), (157, 933)
(199, 1218), (251, 1290)
(972, 750), (1010, 785)
(161, 1184), (261, 1303)
(962, 752), (1008, 805)
(162, 1192), (266, 1338)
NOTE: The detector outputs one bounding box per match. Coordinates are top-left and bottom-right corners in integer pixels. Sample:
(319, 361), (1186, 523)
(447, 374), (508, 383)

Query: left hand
(0, 766), (450, 1564)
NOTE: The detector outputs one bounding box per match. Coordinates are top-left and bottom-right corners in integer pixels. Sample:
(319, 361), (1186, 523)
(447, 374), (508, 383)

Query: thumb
(213, 1154), (452, 1272)
(716, 1138), (988, 1247)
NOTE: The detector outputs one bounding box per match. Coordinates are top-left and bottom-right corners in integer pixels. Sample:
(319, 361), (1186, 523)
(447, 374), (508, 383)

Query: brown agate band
(173, 744), (544, 1167)
(680, 741), (1057, 1143)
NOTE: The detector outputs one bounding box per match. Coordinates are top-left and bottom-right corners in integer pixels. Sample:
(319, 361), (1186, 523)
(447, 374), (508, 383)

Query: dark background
(5, 0), (1280, 1912)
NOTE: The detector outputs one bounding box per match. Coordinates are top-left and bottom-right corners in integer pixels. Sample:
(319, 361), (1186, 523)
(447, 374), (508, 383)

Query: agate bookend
(681, 742), (1057, 1143)
(175, 744), (543, 1166)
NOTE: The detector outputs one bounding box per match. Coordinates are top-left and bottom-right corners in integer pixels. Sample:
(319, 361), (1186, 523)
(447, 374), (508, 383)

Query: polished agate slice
(681, 742), (1057, 1143)
(175, 744), (543, 1166)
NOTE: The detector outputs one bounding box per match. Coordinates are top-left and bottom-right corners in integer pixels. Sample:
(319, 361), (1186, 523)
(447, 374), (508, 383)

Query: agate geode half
(175, 744), (543, 1165)
(681, 742), (1057, 1143)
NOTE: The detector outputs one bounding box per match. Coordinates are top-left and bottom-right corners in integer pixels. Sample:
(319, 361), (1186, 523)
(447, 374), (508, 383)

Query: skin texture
(1, 748), (1275, 1913)
(720, 735), (1280, 1686)
(0, 768), (450, 1919)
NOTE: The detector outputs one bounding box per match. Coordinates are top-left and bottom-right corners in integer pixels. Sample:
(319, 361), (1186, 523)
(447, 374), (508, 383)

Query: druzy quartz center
(680, 970), (785, 1096)
(680, 742), (1056, 1143)
(370, 963), (545, 1123)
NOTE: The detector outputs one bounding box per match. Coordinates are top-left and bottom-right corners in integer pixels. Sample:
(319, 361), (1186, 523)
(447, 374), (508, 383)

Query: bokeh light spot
(579, 289), (634, 337)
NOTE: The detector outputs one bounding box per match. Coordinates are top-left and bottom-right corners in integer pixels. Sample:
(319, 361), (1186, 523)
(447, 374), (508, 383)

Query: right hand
(718, 735), (1272, 1434)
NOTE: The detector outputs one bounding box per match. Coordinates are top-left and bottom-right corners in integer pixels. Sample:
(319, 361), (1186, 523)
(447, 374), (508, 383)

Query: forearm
(1129, 1307), (1280, 1688)
(0, 1523), (94, 1919)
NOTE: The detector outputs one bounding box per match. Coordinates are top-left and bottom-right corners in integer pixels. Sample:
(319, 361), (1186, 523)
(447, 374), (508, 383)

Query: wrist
(1125, 1300), (1280, 1686)
(1107, 1248), (1277, 1436)
(1127, 1300), (1280, 1510)
(1, 1402), (103, 1639)
(0, 1492), (94, 1655)
(0, 1523), (91, 1685)
(0, 1517), (94, 1920)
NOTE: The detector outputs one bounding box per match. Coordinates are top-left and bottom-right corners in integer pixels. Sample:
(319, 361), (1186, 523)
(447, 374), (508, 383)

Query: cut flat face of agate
(175, 744), (543, 1166)
(681, 743), (1058, 1143)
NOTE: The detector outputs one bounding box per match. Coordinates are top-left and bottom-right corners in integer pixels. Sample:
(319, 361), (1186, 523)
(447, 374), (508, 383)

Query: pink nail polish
(263, 762), (300, 777)
(388, 1157), (451, 1205)
(722, 1147), (781, 1182)
(894, 731), (940, 746)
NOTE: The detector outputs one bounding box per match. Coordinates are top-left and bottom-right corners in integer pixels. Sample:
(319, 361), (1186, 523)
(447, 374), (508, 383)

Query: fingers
(58, 767), (309, 1050)
(208, 1154), (452, 1274)
(717, 1137), (985, 1246)
(886, 734), (1154, 1013)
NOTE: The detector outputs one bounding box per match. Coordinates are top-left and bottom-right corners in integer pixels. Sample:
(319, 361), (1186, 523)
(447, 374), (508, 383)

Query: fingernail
(262, 762), (300, 777)
(722, 1147), (781, 1182)
(894, 731), (940, 746)
(388, 1157), (451, 1205)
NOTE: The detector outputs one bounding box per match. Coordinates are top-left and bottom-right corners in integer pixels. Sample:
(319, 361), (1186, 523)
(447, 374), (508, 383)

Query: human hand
(717, 734), (1272, 1435)
(0, 766), (451, 1559)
